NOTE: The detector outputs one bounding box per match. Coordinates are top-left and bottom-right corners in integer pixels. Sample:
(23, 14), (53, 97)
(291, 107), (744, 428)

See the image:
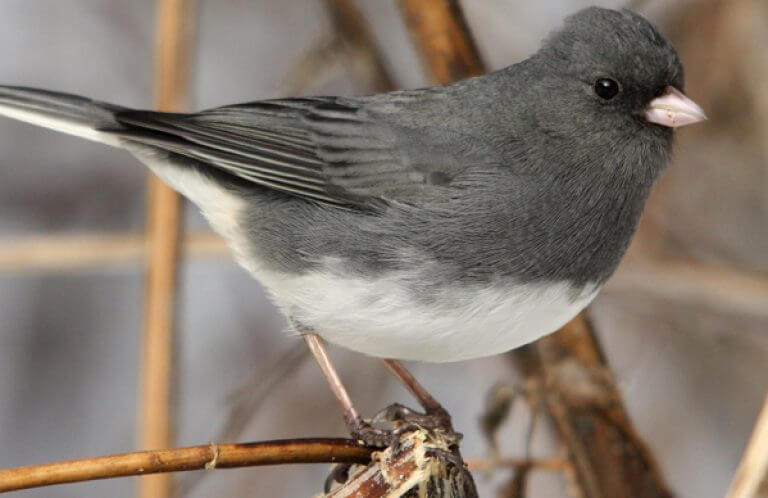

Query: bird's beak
(644, 86), (707, 128)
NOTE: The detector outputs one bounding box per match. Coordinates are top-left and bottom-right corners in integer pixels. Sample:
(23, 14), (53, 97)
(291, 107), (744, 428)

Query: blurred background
(0, 0), (765, 496)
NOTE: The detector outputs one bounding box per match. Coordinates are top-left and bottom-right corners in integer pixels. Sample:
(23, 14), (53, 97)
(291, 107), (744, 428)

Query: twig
(138, 1), (196, 497)
(0, 232), (226, 272)
(397, 0), (485, 84)
(727, 396), (768, 498)
(604, 257), (768, 319)
(0, 439), (373, 493)
(464, 457), (570, 472)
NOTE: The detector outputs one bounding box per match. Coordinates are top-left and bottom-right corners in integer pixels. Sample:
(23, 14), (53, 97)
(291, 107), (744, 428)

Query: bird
(0, 7), (705, 442)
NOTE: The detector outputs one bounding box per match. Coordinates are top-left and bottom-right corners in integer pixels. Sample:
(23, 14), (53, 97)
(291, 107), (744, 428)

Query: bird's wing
(113, 94), (466, 210)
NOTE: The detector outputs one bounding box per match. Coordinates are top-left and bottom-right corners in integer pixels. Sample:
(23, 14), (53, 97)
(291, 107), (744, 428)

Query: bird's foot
(345, 413), (399, 448)
(372, 402), (456, 435)
(344, 402), (462, 450)
(327, 404), (474, 495)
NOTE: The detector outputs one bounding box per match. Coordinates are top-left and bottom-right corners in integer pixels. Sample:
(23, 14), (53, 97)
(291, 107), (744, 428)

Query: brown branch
(727, 396), (768, 498)
(397, 1), (671, 497)
(605, 257), (768, 319)
(0, 232), (227, 272)
(512, 317), (672, 498)
(138, 1), (196, 497)
(0, 439), (373, 493)
(465, 457), (571, 472)
(397, 0), (486, 84)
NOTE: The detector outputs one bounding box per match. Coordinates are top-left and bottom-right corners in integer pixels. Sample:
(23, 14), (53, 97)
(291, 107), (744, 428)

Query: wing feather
(112, 94), (457, 209)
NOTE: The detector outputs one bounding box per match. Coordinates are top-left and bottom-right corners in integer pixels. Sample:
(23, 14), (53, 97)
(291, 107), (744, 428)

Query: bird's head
(525, 7), (705, 153)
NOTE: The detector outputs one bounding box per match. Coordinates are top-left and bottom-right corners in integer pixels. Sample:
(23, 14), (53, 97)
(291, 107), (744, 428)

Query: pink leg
(303, 334), (361, 427)
(303, 334), (393, 446)
(382, 359), (451, 426)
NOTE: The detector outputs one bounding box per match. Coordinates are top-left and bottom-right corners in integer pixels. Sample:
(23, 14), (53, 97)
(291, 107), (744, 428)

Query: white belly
(128, 161), (598, 362)
(258, 262), (599, 363)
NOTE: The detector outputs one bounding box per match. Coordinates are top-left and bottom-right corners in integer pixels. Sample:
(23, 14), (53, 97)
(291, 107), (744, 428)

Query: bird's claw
(346, 403), (461, 450)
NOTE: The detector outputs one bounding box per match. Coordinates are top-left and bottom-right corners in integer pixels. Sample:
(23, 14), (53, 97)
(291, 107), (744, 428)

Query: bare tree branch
(0, 439), (373, 493)
(512, 317), (672, 498)
(397, 0), (485, 84)
(138, 1), (197, 496)
(727, 396), (768, 498)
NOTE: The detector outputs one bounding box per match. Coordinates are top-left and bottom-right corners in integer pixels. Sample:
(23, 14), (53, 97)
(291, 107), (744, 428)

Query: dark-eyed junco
(0, 7), (705, 439)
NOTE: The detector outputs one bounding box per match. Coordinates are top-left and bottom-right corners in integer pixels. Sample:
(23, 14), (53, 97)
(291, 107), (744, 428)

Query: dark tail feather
(0, 85), (128, 146)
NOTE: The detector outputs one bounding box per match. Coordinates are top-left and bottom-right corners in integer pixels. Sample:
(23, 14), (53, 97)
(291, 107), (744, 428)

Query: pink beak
(644, 86), (707, 128)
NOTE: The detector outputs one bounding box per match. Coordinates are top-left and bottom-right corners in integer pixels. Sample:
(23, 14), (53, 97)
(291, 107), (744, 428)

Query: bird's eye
(594, 78), (620, 100)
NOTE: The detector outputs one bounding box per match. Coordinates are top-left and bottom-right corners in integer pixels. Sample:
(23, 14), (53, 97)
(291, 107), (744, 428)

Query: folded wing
(114, 95), (457, 210)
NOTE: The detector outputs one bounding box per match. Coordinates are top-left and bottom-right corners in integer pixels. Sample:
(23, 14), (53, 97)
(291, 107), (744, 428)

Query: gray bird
(0, 7), (705, 439)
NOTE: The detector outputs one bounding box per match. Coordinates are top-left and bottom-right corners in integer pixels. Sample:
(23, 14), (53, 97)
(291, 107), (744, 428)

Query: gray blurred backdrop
(0, 1), (765, 497)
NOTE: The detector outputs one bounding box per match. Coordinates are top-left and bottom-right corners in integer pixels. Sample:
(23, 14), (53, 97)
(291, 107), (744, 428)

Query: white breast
(258, 262), (599, 363)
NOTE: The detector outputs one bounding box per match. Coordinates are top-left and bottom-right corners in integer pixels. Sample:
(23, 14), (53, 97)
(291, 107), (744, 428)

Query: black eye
(594, 78), (620, 100)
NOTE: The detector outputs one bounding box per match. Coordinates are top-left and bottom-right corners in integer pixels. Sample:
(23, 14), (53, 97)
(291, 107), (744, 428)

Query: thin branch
(138, 1), (196, 497)
(727, 396), (768, 498)
(0, 439), (373, 493)
(604, 258), (768, 319)
(464, 457), (571, 472)
(0, 232), (226, 272)
(397, 0), (486, 84)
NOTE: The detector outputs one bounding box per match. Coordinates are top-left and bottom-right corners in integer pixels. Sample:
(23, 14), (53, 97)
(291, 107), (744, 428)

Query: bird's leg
(302, 333), (394, 447)
(382, 359), (452, 430)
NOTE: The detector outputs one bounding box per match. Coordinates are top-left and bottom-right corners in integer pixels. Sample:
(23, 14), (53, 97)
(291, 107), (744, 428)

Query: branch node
(204, 443), (220, 470)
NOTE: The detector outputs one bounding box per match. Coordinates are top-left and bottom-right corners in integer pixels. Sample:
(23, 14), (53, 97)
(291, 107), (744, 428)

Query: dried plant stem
(727, 396), (768, 498)
(464, 457), (571, 472)
(0, 439), (373, 493)
(397, 0), (485, 83)
(0, 232), (226, 272)
(138, 1), (196, 497)
(605, 257), (768, 319)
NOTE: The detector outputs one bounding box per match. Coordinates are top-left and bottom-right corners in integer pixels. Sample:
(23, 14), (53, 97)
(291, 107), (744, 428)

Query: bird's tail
(0, 85), (127, 147)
